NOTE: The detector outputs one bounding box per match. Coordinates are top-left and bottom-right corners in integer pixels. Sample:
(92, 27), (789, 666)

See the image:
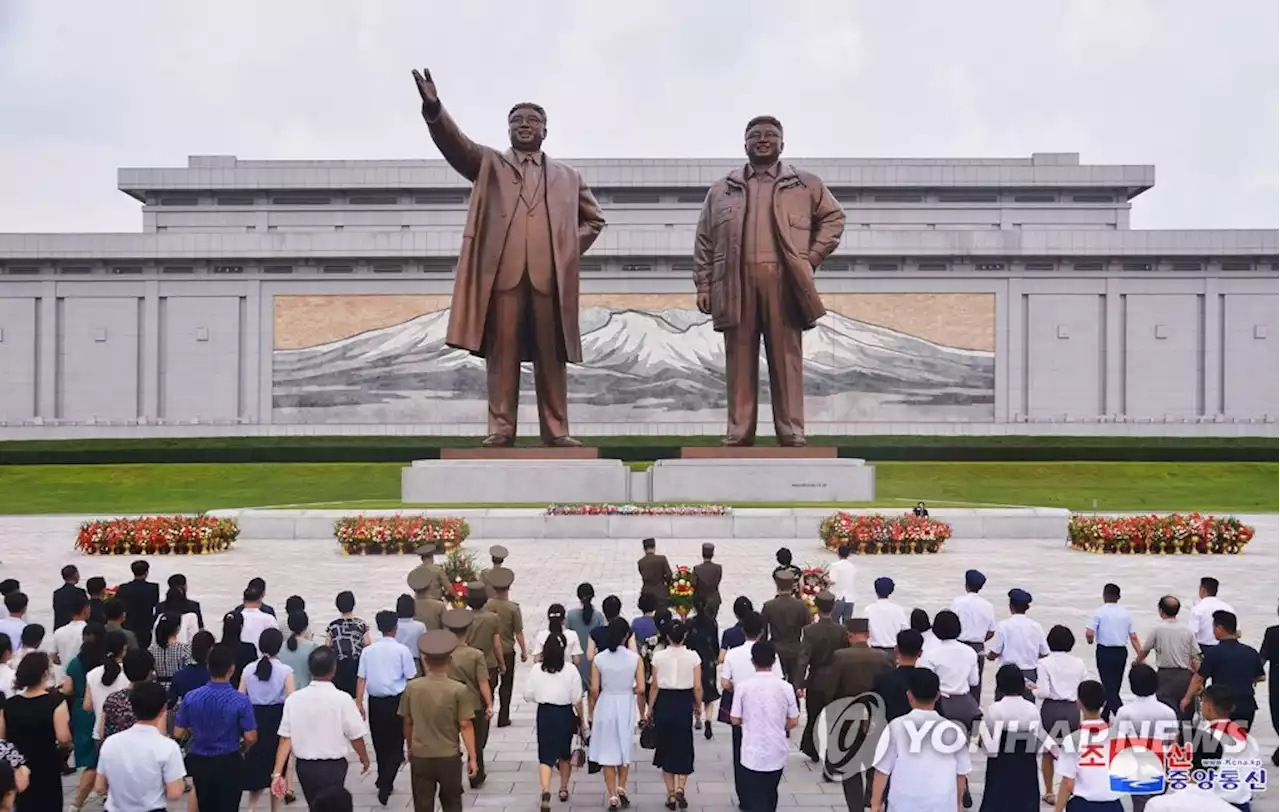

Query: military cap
(965, 569), (987, 590)
(466, 581), (487, 600)
(489, 545), (509, 560)
(488, 568), (514, 590)
(874, 576), (895, 596)
(414, 543), (439, 556)
(642, 537), (656, 549)
(418, 629), (458, 658)
(773, 569), (797, 586)
(846, 617), (870, 633)
(701, 543), (715, 557)
(442, 608), (473, 632)
(407, 568), (434, 593)
(1008, 588), (1033, 605)
(814, 591), (836, 612)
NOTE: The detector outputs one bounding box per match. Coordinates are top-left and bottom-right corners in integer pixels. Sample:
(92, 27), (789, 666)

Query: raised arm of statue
(412, 68), (486, 182)
(577, 176), (606, 256)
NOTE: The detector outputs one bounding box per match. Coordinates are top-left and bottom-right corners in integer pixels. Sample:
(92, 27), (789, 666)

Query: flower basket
(819, 513), (951, 554)
(333, 515), (470, 555)
(75, 516), (238, 556)
(799, 566), (834, 615)
(1067, 513), (1254, 555)
(443, 549), (480, 608)
(668, 565), (696, 617)
(546, 504), (730, 516)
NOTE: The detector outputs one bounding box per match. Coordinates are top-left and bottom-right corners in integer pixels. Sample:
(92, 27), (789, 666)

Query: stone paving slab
(0, 514), (1266, 810)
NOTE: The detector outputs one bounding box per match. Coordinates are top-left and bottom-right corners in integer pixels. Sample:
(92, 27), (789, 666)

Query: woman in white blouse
(83, 629), (129, 742)
(920, 611), (981, 729)
(645, 620), (702, 810)
(533, 605), (583, 668)
(977, 665), (1043, 811)
(154, 587), (200, 646)
(1035, 624), (1088, 805)
(524, 634), (584, 812)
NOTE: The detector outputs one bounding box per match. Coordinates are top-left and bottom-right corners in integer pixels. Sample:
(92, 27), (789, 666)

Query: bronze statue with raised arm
(412, 68), (606, 447)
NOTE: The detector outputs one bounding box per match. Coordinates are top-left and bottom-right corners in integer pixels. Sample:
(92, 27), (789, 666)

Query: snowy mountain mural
(272, 307), (994, 423)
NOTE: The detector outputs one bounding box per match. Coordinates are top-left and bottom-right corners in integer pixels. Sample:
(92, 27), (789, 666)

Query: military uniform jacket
(829, 643), (893, 700)
(398, 673), (473, 759)
(692, 561), (723, 616)
(483, 598), (523, 655)
(796, 617), (849, 694)
(762, 594), (811, 649)
(409, 562), (452, 602)
(637, 553), (674, 604)
(465, 609), (503, 671)
(446, 643), (490, 716)
(414, 597), (447, 631)
(479, 565), (514, 599)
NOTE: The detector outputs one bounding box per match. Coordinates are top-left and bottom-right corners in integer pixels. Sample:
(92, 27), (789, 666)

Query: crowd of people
(0, 539), (1269, 812)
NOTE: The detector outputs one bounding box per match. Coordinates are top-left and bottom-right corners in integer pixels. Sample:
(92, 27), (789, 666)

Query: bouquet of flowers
(333, 515), (470, 555)
(103, 584), (119, 601)
(75, 516), (238, 556)
(799, 566), (834, 615)
(443, 549), (479, 608)
(819, 512), (951, 554)
(1067, 513), (1254, 555)
(668, 565), (697, 617)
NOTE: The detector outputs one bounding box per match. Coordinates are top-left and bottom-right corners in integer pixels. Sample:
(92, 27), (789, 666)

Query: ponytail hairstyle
(254, 627), (284, 682)
(601, 595), (622, 622)
(540, 633), (567, 674)
(666, 619), (688, 646)
(163, 586), (190, 616)
(286, 611), (309, 652)
(101, 629), (128, 687)
(546, 603), (568, 652)
(654, 608), (673, 645)
(577, 583), (596, 625)
(605, 616), (629, 654)
(220, 612), (243, 647)
(155, 612), (182, 649)
(284, 595), (305, 616)
(13, 651), (49, 692)
(78, 623), (107, 672)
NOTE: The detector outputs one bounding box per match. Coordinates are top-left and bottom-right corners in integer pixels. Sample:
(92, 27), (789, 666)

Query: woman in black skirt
(645, 620), (702, 810)
(979, 665), (1042, 812)
(1035, 624), (1086, 805)
(240, 628), (295, 812)
(523, 635), (585, 811)
(685, 598), (720, 740)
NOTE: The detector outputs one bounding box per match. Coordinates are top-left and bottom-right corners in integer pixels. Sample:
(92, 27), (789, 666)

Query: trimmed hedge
(0, 435), (1273, 465)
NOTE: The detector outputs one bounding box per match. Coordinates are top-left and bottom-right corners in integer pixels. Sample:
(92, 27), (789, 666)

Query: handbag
(639, 720), (657, 750)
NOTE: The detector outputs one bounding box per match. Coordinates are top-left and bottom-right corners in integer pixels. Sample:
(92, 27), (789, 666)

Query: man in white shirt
(0, 592), (28, 653)
(1187, 577), (1233, 649)
(238, 584), (277, 655)
(356, 610), (418, 805)
(272, 646), (371, 807)
(870, 668), (972, 812)
(51, 593), (89, 669)
(730, 640), (800, 812)
(951, 568), (997, 704)
(722, 611), (781, 804)
(827, 545), (857, 626)
(1113, 664), (1179, 812)
(1192, 685), (1262, 809)
(95, 681), (186, 811)
(865, 577), (907, 658)
(1053, 681), (1120, 811)
(988, 588), (1049, 683)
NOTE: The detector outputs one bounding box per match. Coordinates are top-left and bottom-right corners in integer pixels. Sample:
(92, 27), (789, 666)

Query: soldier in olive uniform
(481, 568), (526, 728)
(795, 590), (849, 762)
(692, 542), (723, 624)
(827, 618), (892, 808)
(479, 545), (515, 599)
(637, 538), (673, 610)
(400, 630), (478, 812)
(408, 542), (452, 603)
(761, 570), (811, 685)
(442, 609), (493, 788)
(409, 567), (447, 631)
(463, 583), (504, 690)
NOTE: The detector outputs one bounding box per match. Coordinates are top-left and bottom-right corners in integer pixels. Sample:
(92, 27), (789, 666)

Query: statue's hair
(745, 115), (783, 134)
(508, 102), (547, 123)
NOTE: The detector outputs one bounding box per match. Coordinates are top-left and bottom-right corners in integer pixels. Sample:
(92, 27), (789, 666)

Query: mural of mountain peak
(272, 294), (995, 425)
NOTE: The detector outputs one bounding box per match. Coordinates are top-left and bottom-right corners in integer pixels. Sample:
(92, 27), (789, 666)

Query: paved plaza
(0, 514), (1272, 810)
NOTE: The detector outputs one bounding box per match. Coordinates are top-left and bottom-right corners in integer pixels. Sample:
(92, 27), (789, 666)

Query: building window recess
(160, 266), (194, 274)
(158, 195), (199, 206)
(1220, 261), (1254, 271)
(216, 195), (256, 206)
(671, 262), (695, 274)
(620, 262), (652, 272)
(579, 262), (604, 273)
(1122, 261), (1153, 271)
(4, 266), (41, 275)
(609, 192), (662, 205)
(211, 265), (244, 274)
(872, 193), (924, 203)
(58, 266), (92, 275)
(1024, 262), (1056, 271)
(262, 265), (293, 274)
(110, 266), (143, 275)
(270, 193), (333, 205)
(1170, 262), (1203, 272)
(373, 264), (404, 273)
(868, 263), (899, 272)
(348, 194), (400, 205)
(422, 261), (454, 273)
(1013, 193), (1056, 203)
(937, 193), (998, 203)
(322, 265), (353, 274)
(976, 262), (1006, 271)
(675, 190), (709, 203)
(1073, 194), (1114, 203)
(412, 191), (468, 205)
(832, 190), (860, 203)
(917, 262), (947, 271)
(1073, 262), (1105, 271)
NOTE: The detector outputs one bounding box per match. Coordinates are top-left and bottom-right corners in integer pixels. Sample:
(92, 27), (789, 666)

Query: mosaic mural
(271, 293), (996, 424)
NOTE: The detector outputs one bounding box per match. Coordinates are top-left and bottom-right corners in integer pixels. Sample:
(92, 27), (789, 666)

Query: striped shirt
(174, 681), (255, 757)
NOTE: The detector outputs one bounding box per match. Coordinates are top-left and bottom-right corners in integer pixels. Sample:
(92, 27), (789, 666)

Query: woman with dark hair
(567, 584), (605, 689)
(685, 597), (721, 740)
(718, 597), (754, 657)
(85, 629), (129, 743)
(169, 629), (215, 710)
(2, 652), (71, 810)
(100, 648), (154, 738)
(524, 634), (585, 811)
(148, 612), (192, 688)
(771, 549), (802, 598)
(59, 622), (103, 810)
(277, 611), (317, 691)
(323, 591), (370, 697)
(978, 665), (1041, 812)
(587, 595), (636, 661)
(221, 612), (259, 691)
(394, 594), (427, 672)
(241, 627), (294, 811)
(155, 586), (199, 645)
(911, 608), (937, 656)
(920, 610), (981, 732)
(646, 620), (701, 809)
(589, 617), (644, 809)
(534, 604), (582, 666)
(1035, 623), (1087, 805)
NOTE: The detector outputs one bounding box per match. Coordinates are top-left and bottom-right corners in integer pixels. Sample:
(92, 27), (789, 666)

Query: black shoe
(704, 724), (713, 740)
(496, 719), (512, 728)
(1273, 748), (1278, 766)
(377, 787), (391, 805)
(470, 773), (487, 789)
(962, 785), (973, 809)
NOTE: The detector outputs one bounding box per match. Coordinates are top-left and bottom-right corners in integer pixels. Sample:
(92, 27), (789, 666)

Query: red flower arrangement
(799, 566), (834, 615)
(75, 516), (238, 556)
(333, 515), (470, 555)
(1067, 513), (1254, 555)
(668, 565), (697, 617)
(443, 550), (479, 608)
(819, 512), (951, 554)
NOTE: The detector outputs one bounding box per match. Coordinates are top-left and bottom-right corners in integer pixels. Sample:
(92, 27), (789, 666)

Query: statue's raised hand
(412, 68), (440, 111)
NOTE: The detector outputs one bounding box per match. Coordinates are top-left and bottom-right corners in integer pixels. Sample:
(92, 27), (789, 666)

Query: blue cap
(874, 577), (895, 597)
(965, 569), (986, 589)
(1008, 588), (1033, 605)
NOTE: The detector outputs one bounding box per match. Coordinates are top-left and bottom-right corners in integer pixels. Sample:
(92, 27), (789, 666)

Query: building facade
(0, 152), (1275, 439)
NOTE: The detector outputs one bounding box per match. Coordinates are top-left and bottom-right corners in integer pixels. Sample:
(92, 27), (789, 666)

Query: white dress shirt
(523, 665), (583, 706)
(239, 607), (278, 655)
(980, 695), (1043, 755)
(827, 559), (856, 604)
(652, 646), (701, 690)
(1034, 652), (1088, 701)
(156, 612), (200, 647)
(1112, 694), (1179, 743)
(533, 630), (582, 660)
(97, 722), (186, 812)
(723, 640), (783, 689)
(1146, 788), (1240, 811)
(1187, 596), (1234, 647)
(0, 663), (14, 698)
(731, 674), (799, 772)
(951, 593), (997, 645)
(919, 640), (979, 696)
(874, 708), (972, 810)
(86, 664), (130, 739)
(277, 680), (368, 760)
(52, 619), (86, 668)
(865, 600), (908, 648)
(920, 631), (940, 659)
(991, 614), (1049, 670)
(1056, 721), (1120, 802)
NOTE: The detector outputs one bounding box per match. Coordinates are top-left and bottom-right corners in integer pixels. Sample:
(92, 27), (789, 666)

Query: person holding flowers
(637, 539), (674, 611)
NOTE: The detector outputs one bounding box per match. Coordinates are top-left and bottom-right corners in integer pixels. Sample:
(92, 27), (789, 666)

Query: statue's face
(509, 107), (547, 152)
(744, 122), (783, 165)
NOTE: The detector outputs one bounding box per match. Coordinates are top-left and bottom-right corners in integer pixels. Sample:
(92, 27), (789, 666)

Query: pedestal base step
(651, 458), (874, 502)
(404, 459), (628, 503)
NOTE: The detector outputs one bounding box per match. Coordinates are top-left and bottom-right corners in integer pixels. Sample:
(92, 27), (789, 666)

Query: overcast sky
(0, 1), (1275, 233)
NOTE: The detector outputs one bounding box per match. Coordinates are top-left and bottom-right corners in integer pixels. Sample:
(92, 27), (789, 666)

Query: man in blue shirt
(174, 643), (257, 812)
(1085, 582), (1142, 720)
(357, 610), (418, 805)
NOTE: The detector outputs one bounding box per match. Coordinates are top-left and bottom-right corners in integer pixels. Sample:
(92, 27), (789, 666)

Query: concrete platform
(402, 458), (630, 503)
(680, 445), (838, 458)
(652, 457), (876, 502)
(208, 506), (1072, 542)
(440, 447), (600, 459)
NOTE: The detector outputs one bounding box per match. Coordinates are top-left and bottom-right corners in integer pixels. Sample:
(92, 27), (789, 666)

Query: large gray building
(0, 152), (1275, 438)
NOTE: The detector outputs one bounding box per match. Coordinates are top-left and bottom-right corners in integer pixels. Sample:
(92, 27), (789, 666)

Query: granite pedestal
(651, 456), (876, 502)
(401, 458), (630, 503)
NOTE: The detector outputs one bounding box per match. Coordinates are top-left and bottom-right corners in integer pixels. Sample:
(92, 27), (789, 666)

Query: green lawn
(0, 462), (1274, 515)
